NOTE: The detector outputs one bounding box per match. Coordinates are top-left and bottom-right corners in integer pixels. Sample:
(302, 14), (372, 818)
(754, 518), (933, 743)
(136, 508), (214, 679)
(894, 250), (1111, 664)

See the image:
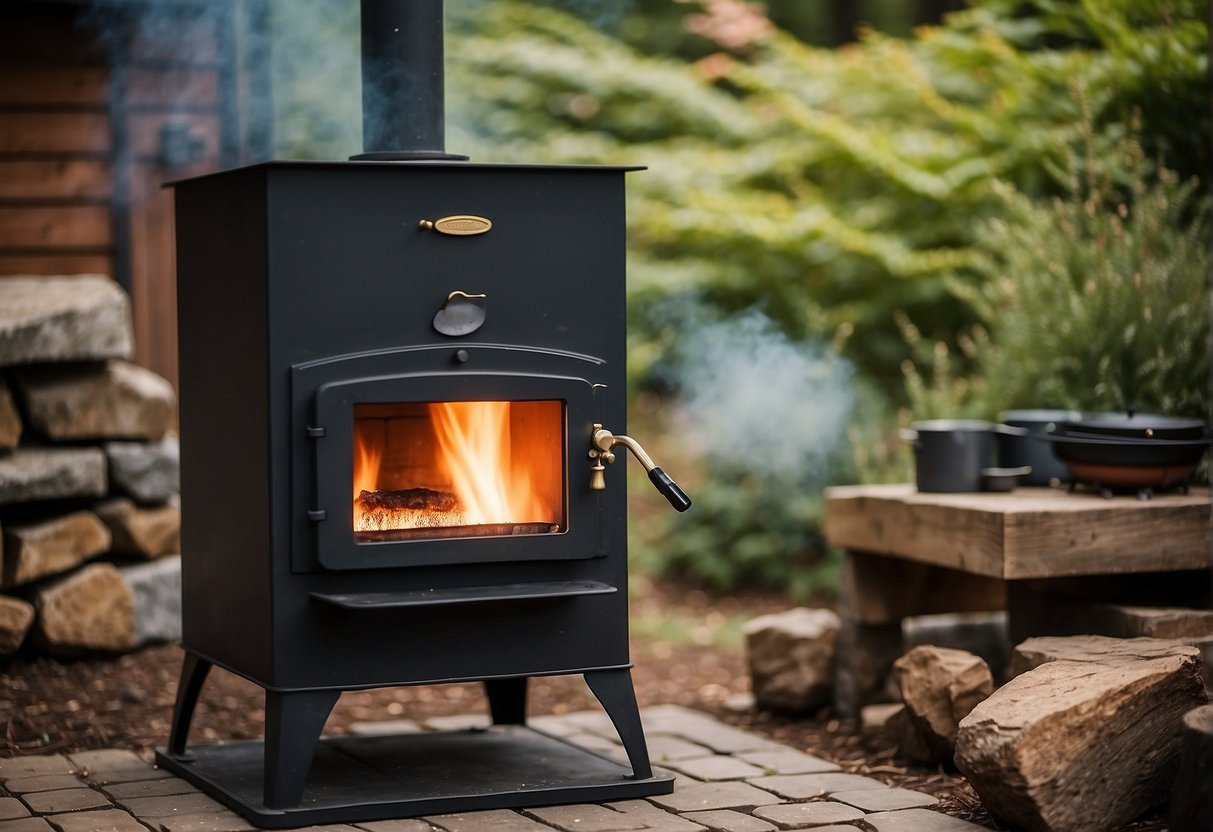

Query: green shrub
(967, 126), (1210, 418)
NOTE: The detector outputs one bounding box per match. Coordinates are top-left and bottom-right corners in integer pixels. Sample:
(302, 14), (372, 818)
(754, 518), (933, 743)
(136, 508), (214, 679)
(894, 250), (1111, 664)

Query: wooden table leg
(833, 549), (1007, 716)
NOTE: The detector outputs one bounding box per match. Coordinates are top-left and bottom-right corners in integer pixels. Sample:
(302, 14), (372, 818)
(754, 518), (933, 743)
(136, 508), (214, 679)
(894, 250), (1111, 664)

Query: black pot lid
(1065, 412), (1207, 440)
(999, 409), (1082, 423)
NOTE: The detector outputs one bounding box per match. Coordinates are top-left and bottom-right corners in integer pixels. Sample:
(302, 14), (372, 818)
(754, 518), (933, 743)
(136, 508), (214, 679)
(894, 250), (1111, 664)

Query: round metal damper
(433, 291), (487, 337)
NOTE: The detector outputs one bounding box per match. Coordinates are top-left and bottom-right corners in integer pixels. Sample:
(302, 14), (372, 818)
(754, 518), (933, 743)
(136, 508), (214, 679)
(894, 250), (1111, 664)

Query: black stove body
(156, 159), (682, 826)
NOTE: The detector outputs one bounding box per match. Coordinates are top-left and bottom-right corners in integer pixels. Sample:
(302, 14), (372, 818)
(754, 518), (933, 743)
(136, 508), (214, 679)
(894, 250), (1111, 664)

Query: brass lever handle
(587, 424), (692, 512)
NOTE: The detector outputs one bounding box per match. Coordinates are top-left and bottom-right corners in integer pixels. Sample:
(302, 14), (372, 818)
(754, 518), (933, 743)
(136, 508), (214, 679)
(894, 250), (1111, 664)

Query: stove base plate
(156, 726), (675, 829)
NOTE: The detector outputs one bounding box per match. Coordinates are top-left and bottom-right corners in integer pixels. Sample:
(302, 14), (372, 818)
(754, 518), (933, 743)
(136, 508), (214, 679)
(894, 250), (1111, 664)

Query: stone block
(0, 595), (35, 654)
(830, 787), (939, 812)
(833, 616), (903, 717)
(19, 788), (110, 814)
(119, 556), (181, 646)
(1011, 634), (1199, 677)
(752, 801), (866, 827)
(1170, 702), (1213, 832)
(2, 774), (83, 794)
(0, 755), (74, 780)
(155, 813), (257, 832)
(956, 649), (1207, 832)
(734, 749), (839, 775)
(648, 781), (782, 813)
(113, 792), (226, 820)
(0, 380), (20, 450)
(679, 810), (776, 832)
(0, 817), (54, 831)
(347, 719), (423, 736)
(893, 645), (993, 763)
(104, 435), (179, 503)
(0, 798), (29, 820)
(600, 800), (708, 832)
(424, 809), (551, 832)
(0, 276), (133, 366)
(865, 808), (990, 831)
(67, 749), (147, 775)
(44, 809), (146, 832)
(744, 608), (839, 713)
(747, 772), (887, 800)
(646, 736), (715, 763)
(99, 778), (197, 800)
(523, 804), (645, 832)
(2, 511), (110, 588)
(33, 563), (135, 654)
(356, 821), (441, 832)
(422, 715), (489, 732)
(903, 611), (1009, 679)
(0, 448), (107, 505)
(15, 361), (174, 441)
(652, 720), (782, 755)
(859, 703), (904, 750)
(1083, 604), (1213, 640)
(664, 756), (767, 782)
(95, 499), (179, 560)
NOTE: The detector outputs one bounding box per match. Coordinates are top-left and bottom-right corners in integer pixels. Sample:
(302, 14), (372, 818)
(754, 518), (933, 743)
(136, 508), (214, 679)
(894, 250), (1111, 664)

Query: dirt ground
(0, 580), (1167, 831)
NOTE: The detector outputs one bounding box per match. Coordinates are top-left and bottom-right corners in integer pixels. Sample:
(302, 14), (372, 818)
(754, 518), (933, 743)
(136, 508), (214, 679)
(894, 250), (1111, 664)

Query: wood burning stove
(155, 1), (689, 827)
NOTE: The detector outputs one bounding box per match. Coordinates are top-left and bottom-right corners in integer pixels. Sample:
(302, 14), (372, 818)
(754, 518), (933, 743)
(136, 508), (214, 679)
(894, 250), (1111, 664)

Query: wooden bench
(824, 483), (1211, 714)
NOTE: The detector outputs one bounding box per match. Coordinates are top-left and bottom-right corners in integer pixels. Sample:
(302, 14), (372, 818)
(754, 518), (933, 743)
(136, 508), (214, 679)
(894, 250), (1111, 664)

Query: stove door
(293, 346), (613, 571)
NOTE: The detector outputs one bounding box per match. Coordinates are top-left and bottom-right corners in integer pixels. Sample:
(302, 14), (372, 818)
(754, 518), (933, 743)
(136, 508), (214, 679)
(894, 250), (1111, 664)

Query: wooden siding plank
(0, 256), (112, 276)
(0, 112), (110, 153)
(0, 12), (106, 64)
(0, 205), (111, 248)
(131, 16), (219, 64)
(128, 68), (219, 107)
(0, 160), (111, 199)
(128, 112), (219, 162)
(127, 164), (184, 389)
(0, 66), (108, 106)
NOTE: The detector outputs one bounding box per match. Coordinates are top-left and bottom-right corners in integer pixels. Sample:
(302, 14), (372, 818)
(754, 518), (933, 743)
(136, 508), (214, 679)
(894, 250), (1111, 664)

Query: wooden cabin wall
(0, 1), (254, 391)
(0, 6), (114, 279)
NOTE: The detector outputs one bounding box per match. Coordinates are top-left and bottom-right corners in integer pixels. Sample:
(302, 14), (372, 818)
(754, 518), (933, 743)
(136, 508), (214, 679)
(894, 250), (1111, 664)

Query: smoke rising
(658, 304), (855, 484)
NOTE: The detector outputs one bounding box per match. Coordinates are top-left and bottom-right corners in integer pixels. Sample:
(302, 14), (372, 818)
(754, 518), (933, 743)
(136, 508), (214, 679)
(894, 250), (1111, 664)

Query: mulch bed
(0, 581), (1166, 831)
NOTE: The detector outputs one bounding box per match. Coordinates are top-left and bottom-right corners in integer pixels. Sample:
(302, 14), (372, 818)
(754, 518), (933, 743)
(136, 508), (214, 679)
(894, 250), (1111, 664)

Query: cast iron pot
(998, 409), (1081, 485)
(1042, 432), (1209, 489)
(901, 420), (1027, 493)
(1063, 412), (1207, 441)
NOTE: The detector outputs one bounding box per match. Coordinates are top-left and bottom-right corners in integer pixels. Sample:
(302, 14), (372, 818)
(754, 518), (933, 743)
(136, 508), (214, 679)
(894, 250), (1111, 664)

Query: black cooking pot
(998, 409), (1080, 485)
(1063, 412), (1207, 441)
(1043, 414), (1209, 490)
(902, 420), (1027, 493)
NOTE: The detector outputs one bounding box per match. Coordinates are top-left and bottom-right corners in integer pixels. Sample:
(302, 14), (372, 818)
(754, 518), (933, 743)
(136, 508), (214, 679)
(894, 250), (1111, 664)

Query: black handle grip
(649, 467), (692, 512)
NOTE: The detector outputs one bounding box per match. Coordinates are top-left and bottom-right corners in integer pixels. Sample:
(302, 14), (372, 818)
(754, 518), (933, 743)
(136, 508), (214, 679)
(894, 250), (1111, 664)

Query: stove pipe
(352, 0), (466, 161)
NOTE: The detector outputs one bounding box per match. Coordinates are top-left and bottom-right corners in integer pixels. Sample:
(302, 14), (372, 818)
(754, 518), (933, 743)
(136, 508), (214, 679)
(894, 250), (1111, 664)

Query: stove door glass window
(352, 401), (565, 542)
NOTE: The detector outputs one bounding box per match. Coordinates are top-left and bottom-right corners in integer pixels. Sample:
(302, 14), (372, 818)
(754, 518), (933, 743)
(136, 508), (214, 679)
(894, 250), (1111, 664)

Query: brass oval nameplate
(422, 215), (493, 236)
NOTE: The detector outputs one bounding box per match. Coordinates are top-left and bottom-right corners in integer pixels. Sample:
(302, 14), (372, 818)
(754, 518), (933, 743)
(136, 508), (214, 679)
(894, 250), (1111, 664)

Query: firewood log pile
(0, 275), (181, 656)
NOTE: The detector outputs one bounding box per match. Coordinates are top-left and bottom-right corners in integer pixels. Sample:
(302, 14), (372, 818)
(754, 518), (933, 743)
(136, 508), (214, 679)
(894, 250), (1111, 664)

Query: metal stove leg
(167, 653), (212, 756)
(484, 677), (527, 725)
(262, 688), (341, 809)
(584, 668), (653, 780)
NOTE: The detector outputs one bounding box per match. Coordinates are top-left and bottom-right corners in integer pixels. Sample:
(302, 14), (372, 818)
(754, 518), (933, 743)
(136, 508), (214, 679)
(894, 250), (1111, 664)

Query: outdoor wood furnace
(155, 1), (690, 827)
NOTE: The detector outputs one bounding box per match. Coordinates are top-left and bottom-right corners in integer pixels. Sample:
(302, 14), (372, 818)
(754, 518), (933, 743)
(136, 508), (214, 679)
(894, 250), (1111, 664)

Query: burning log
(355, 488), (457, 514)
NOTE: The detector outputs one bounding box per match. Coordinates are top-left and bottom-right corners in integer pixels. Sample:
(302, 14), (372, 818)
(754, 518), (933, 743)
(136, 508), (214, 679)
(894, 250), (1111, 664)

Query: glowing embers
(352, 401), (565, 542)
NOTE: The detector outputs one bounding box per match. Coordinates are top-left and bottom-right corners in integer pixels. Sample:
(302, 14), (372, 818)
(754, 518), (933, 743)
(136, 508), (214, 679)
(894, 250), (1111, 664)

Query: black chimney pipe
(352, 0), (466, 160)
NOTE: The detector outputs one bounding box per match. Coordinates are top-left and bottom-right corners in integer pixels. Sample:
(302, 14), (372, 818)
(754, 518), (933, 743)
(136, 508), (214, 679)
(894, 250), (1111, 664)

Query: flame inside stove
(352, 400), (563, 537)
